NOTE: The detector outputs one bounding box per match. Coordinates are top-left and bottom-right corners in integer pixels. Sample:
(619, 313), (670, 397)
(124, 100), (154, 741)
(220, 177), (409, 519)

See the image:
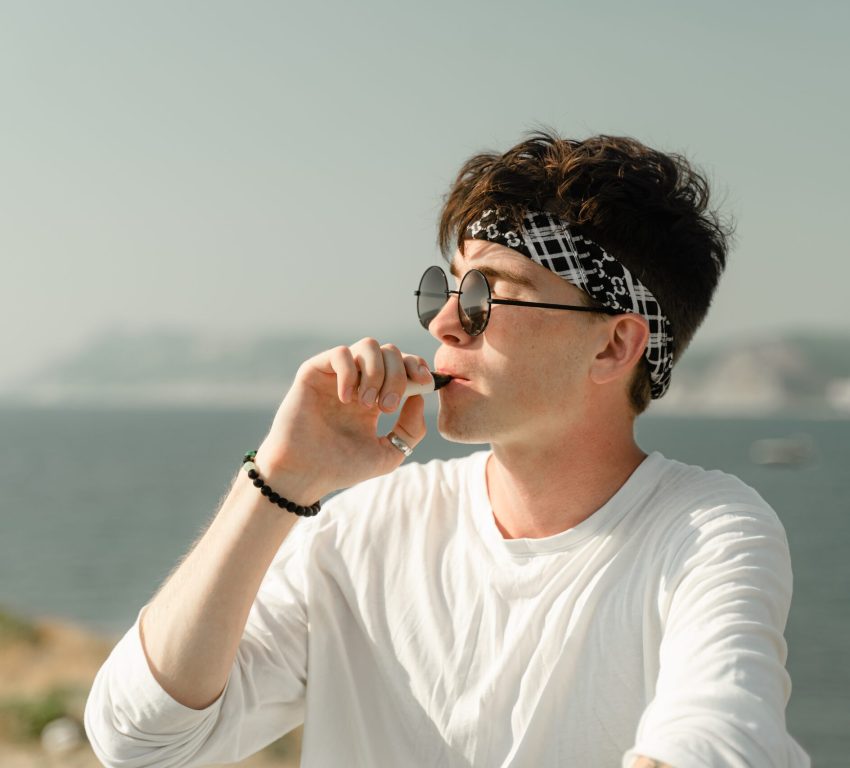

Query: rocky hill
(653, 332), (850, 417)
(0, 329), (439, 409)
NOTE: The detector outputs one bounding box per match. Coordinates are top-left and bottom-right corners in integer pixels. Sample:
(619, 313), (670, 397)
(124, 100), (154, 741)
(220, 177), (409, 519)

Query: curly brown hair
(438, 130), (734, 414)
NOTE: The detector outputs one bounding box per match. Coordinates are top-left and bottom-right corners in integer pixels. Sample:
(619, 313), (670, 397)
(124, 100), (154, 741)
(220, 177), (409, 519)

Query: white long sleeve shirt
(85, 450), (810, 767)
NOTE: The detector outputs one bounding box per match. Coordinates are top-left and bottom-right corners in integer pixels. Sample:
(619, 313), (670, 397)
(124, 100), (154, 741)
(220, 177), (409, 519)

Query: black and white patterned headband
(465, 209), (674, 399)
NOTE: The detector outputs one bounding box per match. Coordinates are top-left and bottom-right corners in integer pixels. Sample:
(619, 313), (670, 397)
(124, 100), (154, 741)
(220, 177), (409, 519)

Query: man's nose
(427, 293), (473, 346)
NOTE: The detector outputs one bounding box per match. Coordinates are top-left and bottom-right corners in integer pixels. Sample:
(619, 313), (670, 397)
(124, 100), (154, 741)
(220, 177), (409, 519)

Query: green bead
(243, 461), (257, 474)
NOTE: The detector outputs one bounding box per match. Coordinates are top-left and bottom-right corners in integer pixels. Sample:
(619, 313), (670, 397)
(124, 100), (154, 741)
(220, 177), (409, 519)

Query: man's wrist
(250, 444), (330, 506)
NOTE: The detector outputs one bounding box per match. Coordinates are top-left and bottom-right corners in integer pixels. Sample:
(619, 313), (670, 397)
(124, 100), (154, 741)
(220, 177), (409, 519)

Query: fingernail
(361, 387), (378, 406)
(419, 365), (431, 378)
(381, 393), (399, 411)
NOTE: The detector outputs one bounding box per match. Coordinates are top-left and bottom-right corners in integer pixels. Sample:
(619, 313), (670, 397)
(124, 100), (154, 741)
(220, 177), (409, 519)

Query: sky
(1, 0), (848, 388)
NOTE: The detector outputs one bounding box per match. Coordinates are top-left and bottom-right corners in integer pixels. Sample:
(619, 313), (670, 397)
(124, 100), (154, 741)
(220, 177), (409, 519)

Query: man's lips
(435, 369), (469, 382)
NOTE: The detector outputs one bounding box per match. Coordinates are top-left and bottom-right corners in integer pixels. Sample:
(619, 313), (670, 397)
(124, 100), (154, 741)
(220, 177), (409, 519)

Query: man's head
(430, 237), (650, 446)
(436, 131), (733, 416)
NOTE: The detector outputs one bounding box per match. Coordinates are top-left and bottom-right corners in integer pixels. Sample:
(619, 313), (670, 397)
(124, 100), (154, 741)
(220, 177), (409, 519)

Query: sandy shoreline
(0, 609), (300, 767)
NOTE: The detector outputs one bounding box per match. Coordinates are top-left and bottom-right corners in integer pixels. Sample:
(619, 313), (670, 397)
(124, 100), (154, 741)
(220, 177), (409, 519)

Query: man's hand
(631, 758), (673, 768)
(255, 338), (432, 502)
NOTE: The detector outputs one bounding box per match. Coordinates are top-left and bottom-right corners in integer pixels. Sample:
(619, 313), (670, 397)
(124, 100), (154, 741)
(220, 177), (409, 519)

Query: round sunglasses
(415, 265), (621, 336)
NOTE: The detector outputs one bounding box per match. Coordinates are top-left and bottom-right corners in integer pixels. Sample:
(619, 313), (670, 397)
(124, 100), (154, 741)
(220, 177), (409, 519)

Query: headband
(465, 209), (674, 399)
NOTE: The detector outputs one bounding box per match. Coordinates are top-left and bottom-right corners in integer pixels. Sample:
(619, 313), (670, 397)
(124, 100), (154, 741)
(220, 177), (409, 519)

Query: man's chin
(436, 411), (491, 445)
(437, 427), (490, 445)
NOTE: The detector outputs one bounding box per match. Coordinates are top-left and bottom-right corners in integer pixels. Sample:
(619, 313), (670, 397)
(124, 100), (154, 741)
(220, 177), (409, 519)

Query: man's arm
(138, 457), (314, 708)
(139, 341), (431, 710)
(623, 498), (808, 768)
(84, 341), (431, 765)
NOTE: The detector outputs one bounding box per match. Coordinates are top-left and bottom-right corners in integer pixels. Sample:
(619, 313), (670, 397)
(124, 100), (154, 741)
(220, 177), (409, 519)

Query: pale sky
(2, 0), (848, 388)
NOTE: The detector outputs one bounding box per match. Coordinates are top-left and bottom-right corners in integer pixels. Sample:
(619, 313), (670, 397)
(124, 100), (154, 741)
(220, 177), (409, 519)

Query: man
(85, 133), (809, 767)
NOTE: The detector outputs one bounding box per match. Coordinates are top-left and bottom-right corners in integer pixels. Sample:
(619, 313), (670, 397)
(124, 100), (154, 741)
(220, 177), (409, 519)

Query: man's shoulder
(649, 452), (767, 506)
(319, 449), (489, 527)
(360, 449), (487, 494)
(644, 452), (786, 543)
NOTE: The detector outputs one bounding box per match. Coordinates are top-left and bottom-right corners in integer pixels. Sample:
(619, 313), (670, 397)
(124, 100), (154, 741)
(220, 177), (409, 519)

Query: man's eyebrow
(449, 261), (537, 290)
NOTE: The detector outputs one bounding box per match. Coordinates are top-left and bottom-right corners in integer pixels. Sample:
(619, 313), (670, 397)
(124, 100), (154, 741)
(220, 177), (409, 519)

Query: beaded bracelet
(241, 450), (321, 517)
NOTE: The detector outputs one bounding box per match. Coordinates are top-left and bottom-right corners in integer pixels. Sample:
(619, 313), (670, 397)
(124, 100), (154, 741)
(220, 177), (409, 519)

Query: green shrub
(0, 686), (78, 742)
(0, 607), (39, 646)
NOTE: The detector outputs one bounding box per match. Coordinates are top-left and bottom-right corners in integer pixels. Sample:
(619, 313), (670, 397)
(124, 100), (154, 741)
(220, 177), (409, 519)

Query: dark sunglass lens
(416, 266), (448, 329)
(459, 270), (490, 335)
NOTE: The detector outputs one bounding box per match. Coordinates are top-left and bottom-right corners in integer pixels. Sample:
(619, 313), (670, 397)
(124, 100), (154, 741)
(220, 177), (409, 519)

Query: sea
(0, 407), (847, 765)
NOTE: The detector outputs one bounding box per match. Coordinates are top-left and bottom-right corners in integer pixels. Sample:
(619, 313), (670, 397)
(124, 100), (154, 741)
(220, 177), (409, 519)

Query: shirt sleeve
(84, 515), (319, 768)
(623, 501), (811, 768)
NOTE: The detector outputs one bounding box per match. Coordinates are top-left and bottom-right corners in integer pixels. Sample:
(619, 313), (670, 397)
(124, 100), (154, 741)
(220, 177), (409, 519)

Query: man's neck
(485, 421), (647, 540)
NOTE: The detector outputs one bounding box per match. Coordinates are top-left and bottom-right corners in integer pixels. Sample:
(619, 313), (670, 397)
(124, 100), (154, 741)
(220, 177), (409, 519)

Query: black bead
(247, 469), (258, 479)
(268, 492), (280, 504)
(261, 485), (271, 496)
(286, 500), (297, 512)
(253, 478), (264, 488)
(277, 497), (288, 508)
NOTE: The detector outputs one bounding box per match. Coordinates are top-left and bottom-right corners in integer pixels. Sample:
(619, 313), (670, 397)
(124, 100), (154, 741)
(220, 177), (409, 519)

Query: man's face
(431, 240), (607, 446)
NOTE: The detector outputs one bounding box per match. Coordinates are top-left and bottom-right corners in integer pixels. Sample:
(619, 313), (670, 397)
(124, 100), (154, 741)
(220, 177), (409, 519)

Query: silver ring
(386, 431), (413, 457)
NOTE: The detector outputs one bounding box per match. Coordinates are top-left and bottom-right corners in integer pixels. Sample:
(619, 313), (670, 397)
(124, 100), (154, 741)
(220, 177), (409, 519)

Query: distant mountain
(2, 328), (848, 417)
(652, 332), (850, 417)
(0, 329), (439, 408)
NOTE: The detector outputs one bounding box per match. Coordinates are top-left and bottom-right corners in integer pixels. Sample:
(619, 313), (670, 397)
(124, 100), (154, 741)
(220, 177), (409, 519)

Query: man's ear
(588, 314), (649, 388)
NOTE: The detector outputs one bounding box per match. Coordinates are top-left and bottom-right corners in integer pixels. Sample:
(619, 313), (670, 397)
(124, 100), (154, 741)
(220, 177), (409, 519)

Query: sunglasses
(415, 265), (621, 336)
